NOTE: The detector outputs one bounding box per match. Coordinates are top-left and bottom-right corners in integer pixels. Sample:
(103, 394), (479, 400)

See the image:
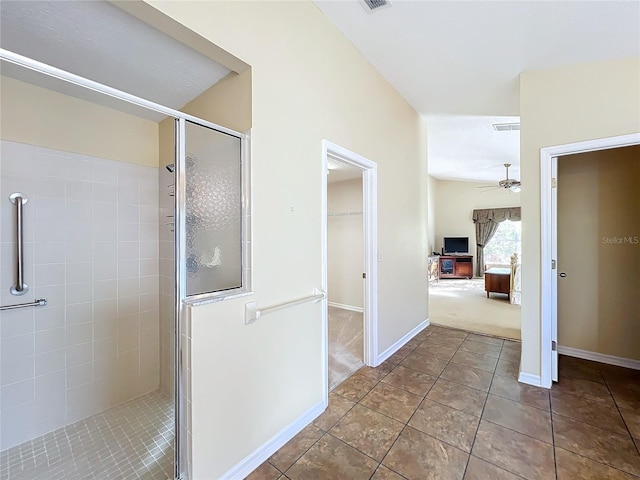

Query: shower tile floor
(0, 391), (174, 480)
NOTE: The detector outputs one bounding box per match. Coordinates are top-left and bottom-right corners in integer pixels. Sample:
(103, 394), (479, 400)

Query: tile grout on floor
(252, 323), (640, 480)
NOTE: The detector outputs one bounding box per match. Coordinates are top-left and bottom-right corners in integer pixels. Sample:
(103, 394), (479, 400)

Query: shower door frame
(0, 48), (249, 480)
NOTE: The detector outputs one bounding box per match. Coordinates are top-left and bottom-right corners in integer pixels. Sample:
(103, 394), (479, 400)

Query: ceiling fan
(478, 163), (521, 193)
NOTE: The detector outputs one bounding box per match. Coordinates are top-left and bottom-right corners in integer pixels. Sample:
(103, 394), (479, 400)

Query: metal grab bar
(245, 287), (326, 325)
(0, 298), (47, 311)
(9, 193), (29, 296)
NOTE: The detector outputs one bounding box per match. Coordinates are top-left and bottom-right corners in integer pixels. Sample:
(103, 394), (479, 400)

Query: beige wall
(328, 178), (364, 309)
(146, 1), (428, 478)
(427, 175), (437, 253)
(432, 178), (521, 264)
(557, 146), (640, 360)
(0, 76), (159, 166)
(520, 57), (640, 378)
(180, 70), (251, 133)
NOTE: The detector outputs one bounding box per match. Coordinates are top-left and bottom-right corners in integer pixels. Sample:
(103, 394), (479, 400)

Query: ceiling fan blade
(475, 164), (522, 191)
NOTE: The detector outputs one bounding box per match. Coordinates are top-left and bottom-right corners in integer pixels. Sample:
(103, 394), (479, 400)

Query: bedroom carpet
(429, 278), (521, 340)
(328, 306), (364, 390)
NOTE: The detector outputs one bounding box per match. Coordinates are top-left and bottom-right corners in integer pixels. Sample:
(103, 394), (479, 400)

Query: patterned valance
(472, 207), (521, 224)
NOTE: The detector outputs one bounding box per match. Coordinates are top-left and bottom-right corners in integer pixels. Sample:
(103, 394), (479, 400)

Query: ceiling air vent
(492, 123), (520, 132)
(360, 0), (392, 13)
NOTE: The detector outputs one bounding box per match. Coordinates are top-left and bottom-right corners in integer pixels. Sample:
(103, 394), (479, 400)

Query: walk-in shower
(0, 48), (248, 480)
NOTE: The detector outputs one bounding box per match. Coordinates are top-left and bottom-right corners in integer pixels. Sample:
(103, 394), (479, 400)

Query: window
(484, 220), (521, 265)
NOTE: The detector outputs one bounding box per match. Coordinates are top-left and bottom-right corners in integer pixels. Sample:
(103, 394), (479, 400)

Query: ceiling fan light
(509, 184), (521, 193)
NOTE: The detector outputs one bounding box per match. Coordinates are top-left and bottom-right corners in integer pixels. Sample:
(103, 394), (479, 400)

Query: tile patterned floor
(247, 324), (640, 480)
(0, 391), (174, 480)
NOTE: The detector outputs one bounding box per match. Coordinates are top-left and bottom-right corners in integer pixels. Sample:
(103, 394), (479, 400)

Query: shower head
(165, 164), (175, 173)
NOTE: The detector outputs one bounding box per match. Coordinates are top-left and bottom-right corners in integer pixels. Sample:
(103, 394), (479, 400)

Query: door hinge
(552, 340), (557, 351)
(551, 178), (557, 189)
(551, 259), (557, 270)
(362, 272), (366, 279)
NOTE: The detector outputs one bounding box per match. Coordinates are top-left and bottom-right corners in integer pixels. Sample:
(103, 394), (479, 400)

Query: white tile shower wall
(0, 140), (160, 451)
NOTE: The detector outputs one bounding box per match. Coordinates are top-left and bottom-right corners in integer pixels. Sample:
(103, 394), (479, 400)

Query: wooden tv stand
(438, 255), (473, 279)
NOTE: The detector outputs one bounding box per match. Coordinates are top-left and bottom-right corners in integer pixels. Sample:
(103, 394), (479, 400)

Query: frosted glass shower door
(182, 120), (243, 297)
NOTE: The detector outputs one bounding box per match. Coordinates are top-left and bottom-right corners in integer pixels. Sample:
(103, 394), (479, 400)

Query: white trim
(377, 319), (430, 365)
(321, 145), (330, 403)
(558, 346), (640, 371)
(539, 150), (556, 388)
(218, 399), (327, 480)
(539, 133), (640, 389)
(328, 302), (364, 313)
(518, 372), (543, 388)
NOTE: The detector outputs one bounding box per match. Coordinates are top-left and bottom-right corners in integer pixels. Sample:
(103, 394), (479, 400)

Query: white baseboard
(377, 318), (430, 365)
(558, 345), (640, 371)
(518, 372), (544, 388)
(219, 398), (327, 480)
(328, 302), (364, 313)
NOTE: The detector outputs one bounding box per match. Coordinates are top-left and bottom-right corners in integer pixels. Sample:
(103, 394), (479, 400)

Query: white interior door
(551, 156), (559, 382)
(540, 134), (640, 389)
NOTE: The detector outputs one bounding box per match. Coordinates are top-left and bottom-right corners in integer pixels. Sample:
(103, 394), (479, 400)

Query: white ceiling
(427, 115), (520, 183)
(314, 0), (640, 182)
(1, 1), (637, 180)
(0, 1), (231, 122)
(327, 156), (362, 184)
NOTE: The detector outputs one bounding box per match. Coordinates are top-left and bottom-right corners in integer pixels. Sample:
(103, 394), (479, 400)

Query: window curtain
(510, 253), (521, 305)
(472, 207), (521, 277)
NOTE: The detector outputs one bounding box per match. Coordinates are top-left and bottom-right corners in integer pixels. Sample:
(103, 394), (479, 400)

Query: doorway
(326, 159), (364, 389)
(540, 133), (640, 387)
(321, 141), (378, 396)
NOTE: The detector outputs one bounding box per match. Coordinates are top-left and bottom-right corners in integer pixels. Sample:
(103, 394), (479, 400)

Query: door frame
(321, 140), (378, 399)
(539, 133), (640, 388)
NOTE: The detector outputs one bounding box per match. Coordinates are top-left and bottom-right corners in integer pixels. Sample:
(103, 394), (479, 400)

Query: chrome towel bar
(9, 192), (29, 296)
(245, 287), (326, 325)
(0, 298), (47, 311)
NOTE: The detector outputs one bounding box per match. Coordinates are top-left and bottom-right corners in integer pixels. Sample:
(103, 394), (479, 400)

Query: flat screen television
(443, 236), (469, 254)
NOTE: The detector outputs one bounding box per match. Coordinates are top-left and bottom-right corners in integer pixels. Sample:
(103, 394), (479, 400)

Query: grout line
(601, 376), (640, 457)
(555, 358), (640, 477)
(368, 463), (410, 480)
(376, 424), (409, 479)
(554, 445), (640, 479)
(550, 410), (635, 439)
(332, 331), (429, 478)
(272, 428), (327, 477)
(288, 325), (635, 479)
(488, 389), (550, 413)
(479, 416), (556, 447)
(549, 350), (560, 479)
(462, 340), (496, 479)
(549, 375), (559, 480)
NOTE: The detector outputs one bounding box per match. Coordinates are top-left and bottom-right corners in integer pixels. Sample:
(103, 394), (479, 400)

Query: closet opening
(321, 141), (378, 396)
